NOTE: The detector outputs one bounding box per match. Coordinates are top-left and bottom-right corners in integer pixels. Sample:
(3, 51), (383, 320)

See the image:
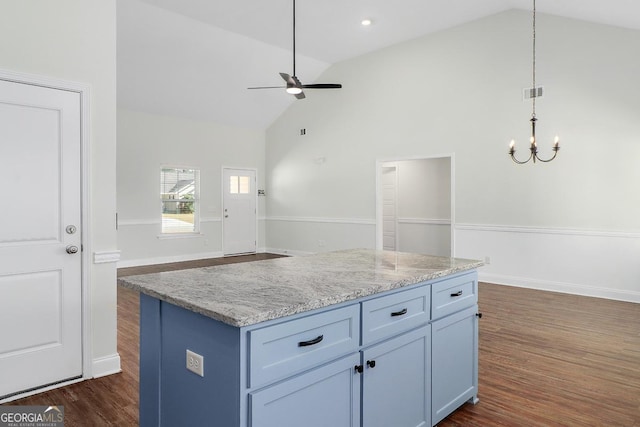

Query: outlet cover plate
(186, 349), (204, 377)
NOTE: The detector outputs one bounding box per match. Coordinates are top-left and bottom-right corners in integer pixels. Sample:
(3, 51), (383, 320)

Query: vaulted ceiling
(117, 0), (640, 130)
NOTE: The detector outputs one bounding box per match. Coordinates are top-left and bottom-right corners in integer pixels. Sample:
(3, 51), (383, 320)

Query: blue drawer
(361, 285), (430, 345)
(431, 273), (477, 320)
(248, 304), (360, 388)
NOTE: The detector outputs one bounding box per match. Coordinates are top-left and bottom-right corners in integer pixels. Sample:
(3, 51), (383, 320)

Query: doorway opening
(376, 155), (454, 256)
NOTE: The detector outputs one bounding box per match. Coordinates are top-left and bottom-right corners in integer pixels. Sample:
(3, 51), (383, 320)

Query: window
(160, 167), (199, 234)
(229, 175), (251, 194)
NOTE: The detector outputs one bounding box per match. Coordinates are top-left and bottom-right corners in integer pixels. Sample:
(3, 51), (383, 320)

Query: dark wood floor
(6, 254), (640, 426)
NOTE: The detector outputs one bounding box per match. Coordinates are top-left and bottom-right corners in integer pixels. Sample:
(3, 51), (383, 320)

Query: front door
(0, 79), (83, 398)
(222, 168), (257, 255)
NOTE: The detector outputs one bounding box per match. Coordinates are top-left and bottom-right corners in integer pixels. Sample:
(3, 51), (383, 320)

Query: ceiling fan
(248, 0), (342, 100)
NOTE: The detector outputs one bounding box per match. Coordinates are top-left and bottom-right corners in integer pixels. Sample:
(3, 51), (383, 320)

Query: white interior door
(381, 166), (397, 251)
(0, 79), (82, 398)
(223, 168), (257, 255)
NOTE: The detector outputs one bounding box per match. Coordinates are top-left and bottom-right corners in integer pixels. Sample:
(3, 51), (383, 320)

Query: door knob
(225, 215), (229, 218)
(66, 245), (79, 254)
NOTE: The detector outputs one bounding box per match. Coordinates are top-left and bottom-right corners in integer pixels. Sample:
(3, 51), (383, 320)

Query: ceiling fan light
(286, 85), (303, 95)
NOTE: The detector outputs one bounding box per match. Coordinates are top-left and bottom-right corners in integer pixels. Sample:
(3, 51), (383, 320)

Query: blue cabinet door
(361, 326), (431, 427)
(431, 305), (478, 425)
(249, 353), (361, 427)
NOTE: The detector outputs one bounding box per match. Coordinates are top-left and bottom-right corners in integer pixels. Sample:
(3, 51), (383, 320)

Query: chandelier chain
(532, 0), (536, 117)
(508, 0), (560, 165)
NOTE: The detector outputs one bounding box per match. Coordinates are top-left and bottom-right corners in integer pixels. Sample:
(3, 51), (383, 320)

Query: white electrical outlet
(186, 349), (204, 377)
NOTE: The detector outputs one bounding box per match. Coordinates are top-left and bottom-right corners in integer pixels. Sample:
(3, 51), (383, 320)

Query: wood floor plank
(4, 257), (640, 426)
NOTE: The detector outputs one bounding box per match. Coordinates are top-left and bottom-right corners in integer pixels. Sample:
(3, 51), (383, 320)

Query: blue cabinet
(250, 353), (361, 427)
(138, 271), (479, 427)
(431, 275), (479, 425)
(431, 305), (478, 425)
(361, 326), (431, 427)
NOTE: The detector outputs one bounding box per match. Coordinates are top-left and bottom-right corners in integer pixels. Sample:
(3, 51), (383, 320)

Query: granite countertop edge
(118, 250), (483, 328)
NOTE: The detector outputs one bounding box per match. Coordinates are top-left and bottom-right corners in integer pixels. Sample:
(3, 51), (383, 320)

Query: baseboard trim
(263, 247), (316, 257)
(480, 273), (640, 304)
(91, 353), (122, 378)
(118, 251), (224, 268)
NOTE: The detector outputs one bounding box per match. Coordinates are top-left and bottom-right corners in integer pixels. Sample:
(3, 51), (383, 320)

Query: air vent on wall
(523, 86), (543, 100)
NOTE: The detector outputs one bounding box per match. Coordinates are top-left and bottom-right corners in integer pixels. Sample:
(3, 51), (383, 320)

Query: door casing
(0, 68), (92, 402)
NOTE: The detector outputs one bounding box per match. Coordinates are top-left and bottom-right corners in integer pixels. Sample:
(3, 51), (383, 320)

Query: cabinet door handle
(298, 335), (324, 347)
(450, 290), (463, 297)
(390, 308), (408, 317)
(366, 360), (376, 368)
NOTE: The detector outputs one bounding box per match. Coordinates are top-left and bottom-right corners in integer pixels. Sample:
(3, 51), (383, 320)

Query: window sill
(157, 233), (203, 240)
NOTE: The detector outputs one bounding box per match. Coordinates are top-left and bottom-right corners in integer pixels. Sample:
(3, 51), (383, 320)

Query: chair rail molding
(266, 216), (376, 226)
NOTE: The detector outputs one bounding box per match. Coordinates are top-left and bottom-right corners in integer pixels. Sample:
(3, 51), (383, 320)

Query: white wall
(0, 1), (119, 374)
(265, 10), (640, 302)
(117, 109), (266, 266)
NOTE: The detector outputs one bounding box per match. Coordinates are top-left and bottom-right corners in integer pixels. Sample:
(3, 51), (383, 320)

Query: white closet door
(0, 79), (82, 398)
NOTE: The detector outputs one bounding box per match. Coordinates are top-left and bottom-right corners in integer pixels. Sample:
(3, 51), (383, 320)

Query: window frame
(229, 174), (252, 195)
(159, 166), (201, 236)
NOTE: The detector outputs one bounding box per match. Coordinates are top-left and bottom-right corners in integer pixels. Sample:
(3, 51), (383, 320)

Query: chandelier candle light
(508, 0), (560, 164)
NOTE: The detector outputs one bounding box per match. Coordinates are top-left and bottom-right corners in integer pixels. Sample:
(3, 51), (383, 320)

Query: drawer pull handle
(391, 308), (408, 317)
(298, 335), (324, 347)
(450, 290), (463, 297)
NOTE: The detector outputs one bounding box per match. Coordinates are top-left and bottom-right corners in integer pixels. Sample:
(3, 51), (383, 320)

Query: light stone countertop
(118, 249), (483, 328)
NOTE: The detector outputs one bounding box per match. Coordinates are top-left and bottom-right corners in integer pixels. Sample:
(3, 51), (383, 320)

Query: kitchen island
(119, 249), (483, 427)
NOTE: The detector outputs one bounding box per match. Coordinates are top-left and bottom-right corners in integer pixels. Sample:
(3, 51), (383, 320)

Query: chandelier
(508, 0), (560, 164)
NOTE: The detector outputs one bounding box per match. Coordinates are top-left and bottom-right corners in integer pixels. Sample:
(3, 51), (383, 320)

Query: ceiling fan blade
(294, 91), (306, 100)
(301, 83), (342, 89)
(248, 86), (286, 90)
(279, 72), (295, 85)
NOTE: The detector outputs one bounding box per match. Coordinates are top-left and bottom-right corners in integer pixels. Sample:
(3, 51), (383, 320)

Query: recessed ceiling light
(361, 19), (372, 26)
